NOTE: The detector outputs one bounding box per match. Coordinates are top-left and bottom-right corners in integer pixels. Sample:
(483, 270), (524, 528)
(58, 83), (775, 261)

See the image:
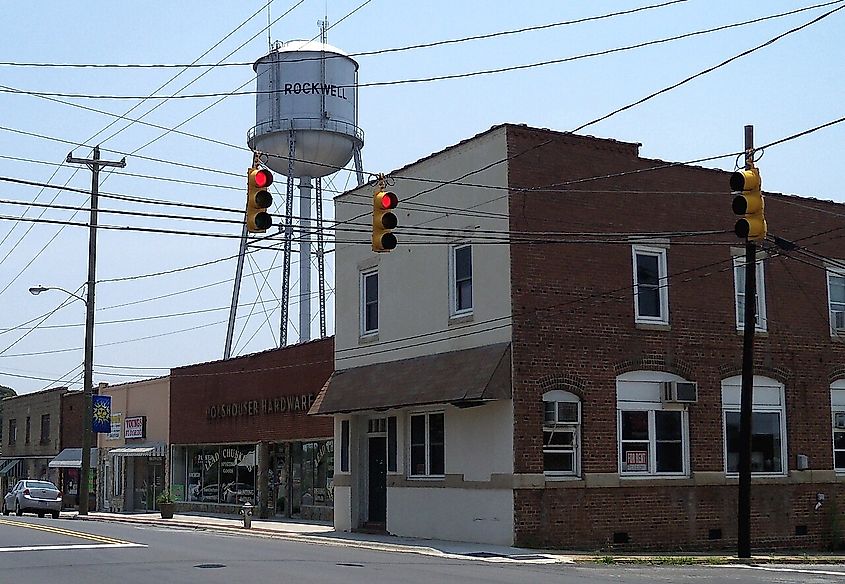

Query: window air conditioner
(661, 381), (698, 404)
(833, 310), (845, 331)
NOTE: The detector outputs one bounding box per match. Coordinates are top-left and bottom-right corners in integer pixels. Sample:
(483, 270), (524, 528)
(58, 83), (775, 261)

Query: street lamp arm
(28, 285), (87, 305)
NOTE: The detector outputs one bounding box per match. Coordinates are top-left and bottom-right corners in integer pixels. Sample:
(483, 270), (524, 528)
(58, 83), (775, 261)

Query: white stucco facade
(329, 126), (517, 545)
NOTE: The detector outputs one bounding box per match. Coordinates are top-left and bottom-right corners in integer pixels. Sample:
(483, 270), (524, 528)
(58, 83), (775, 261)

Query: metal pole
(737, 124), (755, 558)
(299, 176), (312, 342)
(223, 221), (249, 360)
(67, 146), (125, 516)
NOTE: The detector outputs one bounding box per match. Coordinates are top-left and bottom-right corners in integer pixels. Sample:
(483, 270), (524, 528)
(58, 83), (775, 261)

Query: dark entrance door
(367, 437), (387, 523)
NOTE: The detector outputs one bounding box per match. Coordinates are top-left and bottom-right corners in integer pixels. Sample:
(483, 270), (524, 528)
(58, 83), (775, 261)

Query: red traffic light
(376, 191), (398, 210)
(253, 168), (273, 188)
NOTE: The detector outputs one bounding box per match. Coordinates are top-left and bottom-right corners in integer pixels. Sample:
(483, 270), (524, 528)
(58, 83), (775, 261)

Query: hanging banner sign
(124, 416), (147, 440)
(92, 395), (112, 433)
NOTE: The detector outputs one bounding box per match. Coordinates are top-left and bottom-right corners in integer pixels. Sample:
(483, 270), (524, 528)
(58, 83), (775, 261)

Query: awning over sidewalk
(48, 448), (98, 469)
(310, 342), (512, 415)
(0, 458), (20, 476)
(109, 443), (166, 457)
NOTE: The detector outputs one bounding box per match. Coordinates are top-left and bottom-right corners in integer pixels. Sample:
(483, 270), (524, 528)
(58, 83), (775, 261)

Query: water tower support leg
(315, 177), (327, 338)
(353, 145), (364, 186)
(280, 130), (296, 346)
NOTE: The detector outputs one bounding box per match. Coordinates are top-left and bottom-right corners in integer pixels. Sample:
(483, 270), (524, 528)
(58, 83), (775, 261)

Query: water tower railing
(247, 117), (364, 146)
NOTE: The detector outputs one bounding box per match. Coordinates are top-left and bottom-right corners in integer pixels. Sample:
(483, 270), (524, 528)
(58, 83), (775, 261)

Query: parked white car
(2, 480), (62, 518)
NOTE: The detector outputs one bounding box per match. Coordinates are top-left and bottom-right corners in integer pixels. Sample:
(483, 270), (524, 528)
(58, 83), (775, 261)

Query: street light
(29, 283), (95, 516)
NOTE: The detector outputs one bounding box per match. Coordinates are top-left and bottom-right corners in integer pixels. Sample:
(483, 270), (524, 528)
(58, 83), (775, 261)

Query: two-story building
(312, 123), (845, 550)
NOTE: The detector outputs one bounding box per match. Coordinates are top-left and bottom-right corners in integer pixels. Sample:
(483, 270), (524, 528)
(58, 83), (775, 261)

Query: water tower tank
(248, 40), (363, 178)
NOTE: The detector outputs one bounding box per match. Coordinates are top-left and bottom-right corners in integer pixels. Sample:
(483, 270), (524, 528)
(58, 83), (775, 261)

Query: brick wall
(170, 338), (334, 445)
(505, 125), (845, 550)
(3, 387), (67, 457)
(60, 391), (84, 448)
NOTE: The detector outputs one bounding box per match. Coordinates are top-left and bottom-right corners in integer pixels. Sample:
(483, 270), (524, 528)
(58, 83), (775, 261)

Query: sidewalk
(71, 511), (845, 565)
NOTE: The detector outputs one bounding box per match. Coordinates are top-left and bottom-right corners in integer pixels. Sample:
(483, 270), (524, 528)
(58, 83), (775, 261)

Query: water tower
(226, 35), (364, 356)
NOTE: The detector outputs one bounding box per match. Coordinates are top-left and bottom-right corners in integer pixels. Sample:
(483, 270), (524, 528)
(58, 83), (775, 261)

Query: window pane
(429, 444), (445, 475)
(655, 411), (682, 440)
(387, 417), (397, 473)
(410, 415), (425, 446)
(725, 412), (740, 473)
(836, 451), (845, 470)
(835, 431), (845, 451)
(457, 280), (472, 311)
(621, 442), (650, 472)
(365, 273), (378, 302)
(455, 246), (471, 281)
(830, 274), (845, 303)
(428, 414), (444, 475)
(543, 401), (555, 423)
(340, 420), (349, 473)
(637, 288), (660, 318)
(365, 302), (378, 332)
(621, 411), (649, 441)
(543, 452), (573, 473)
(751, 412), (781, 473)
(544, 429), (574, 447)
(558, 402), (579, 423)
(656, 441), (683, 473)
(410, 445), (426, 476)
(637, 254), (659, 286)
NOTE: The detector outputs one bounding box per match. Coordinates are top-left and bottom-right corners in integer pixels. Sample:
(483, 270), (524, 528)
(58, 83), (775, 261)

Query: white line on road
(727, 564), (845, 577)
(0, 543), (146, 553)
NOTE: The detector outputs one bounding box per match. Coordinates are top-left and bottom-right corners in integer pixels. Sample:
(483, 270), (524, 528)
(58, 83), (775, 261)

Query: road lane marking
(0, 518), (138, 545)
(0, 543), (144, 553)
(727, 564), (845, 577)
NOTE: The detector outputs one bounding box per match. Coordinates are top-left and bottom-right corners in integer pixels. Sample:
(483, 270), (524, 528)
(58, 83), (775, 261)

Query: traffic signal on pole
(247, 167), (273, 233)
(372, 190), (398, 252)
(730, 167), (766, 240)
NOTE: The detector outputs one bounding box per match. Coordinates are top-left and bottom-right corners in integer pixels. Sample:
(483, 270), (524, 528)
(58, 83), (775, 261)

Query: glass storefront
(177, 445), (256, 505)
(172, 440), (332, 521)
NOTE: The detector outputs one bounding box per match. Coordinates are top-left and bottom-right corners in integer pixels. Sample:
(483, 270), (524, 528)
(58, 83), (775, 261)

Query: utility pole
(737, 125), (756, 558)
(67, 146), (125, 515)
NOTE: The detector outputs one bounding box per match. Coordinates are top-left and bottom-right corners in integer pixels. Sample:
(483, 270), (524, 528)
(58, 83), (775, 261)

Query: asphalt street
(1, 516), (845, 583)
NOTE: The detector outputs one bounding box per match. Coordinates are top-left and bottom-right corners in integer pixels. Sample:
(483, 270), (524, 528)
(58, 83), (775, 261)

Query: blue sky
(1, 0), (843, 394)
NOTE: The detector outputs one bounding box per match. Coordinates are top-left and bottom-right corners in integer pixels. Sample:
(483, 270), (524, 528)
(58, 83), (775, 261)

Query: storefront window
(182, 445), (256, 504)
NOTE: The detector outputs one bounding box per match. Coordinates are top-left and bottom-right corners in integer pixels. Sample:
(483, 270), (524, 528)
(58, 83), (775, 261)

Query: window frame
(542, 391), (581, 478)
(8, 418), (16, 445)
(360, 269), (379, 336)
(339, 419), (350, 473)
(827, 267), (845, 336)
(449, 243), (473, 317)
(40, 414), (50, 444)
(408, 411), (445, 479)
(631, 245), (669, 325)
(831, 383), (845, 473)
(733, 254), (767, 332)
(721, 376), (787, 477)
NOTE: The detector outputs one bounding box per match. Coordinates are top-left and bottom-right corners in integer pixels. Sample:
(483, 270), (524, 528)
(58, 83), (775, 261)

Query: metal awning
(48, 448), (98, 469)
(310, 342), (512, 415)
(0, 458), (20, 476)
(109, 443), (166, 457)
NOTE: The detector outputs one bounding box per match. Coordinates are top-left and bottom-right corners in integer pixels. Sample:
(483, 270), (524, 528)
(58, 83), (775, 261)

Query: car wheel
(37, 512), (44, 518)
(15, 501), (22, 516)
(51, 511), (59, 519)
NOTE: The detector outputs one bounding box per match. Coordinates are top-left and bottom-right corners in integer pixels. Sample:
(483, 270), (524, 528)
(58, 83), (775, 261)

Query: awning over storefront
(310, 342), (512, 415)
(108, 443), (166, 457)
(0, 458), (21, 476)
(48, 448), (98, 469)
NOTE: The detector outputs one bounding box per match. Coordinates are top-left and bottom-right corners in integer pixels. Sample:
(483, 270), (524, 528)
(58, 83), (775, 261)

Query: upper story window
(616, 372), (691, 477)
(8, 419), (16, 445)
(25, 417), (30, 444)
(543, 391), (581, 477)
(40, 414), (51, 444)
(733, 254), (767, 331)
(409, 411), (444, 478)
(631, 245), (669, 325)
(722, 375), (786, 475)
(450, 244), (473, 316)
(828, 268), (845, 335)
(360, 269), (378, 336)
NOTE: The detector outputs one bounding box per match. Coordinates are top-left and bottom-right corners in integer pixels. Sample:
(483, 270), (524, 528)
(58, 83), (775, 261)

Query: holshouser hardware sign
(207, 393), (315, 420)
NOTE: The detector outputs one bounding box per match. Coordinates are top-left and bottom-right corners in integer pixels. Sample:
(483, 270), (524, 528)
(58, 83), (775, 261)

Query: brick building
(313, 124), (845, 550)
(169, 338), (334, 520)
(0, 387), (68, 495)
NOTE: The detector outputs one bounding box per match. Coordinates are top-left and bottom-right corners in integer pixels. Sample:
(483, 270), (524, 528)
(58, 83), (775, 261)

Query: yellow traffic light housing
(247, 167), (273, 233)
(372, 190), (398, 252)
(731, 167), (766, 240)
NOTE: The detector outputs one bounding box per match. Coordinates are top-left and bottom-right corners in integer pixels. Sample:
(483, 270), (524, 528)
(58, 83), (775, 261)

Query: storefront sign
(124, 416), (147, 439)
(207, 393), (316, 420)
(109, 412), (122, 440)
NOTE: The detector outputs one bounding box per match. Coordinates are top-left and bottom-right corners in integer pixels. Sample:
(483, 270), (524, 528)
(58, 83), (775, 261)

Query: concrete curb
(71, 514), (845, 565)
